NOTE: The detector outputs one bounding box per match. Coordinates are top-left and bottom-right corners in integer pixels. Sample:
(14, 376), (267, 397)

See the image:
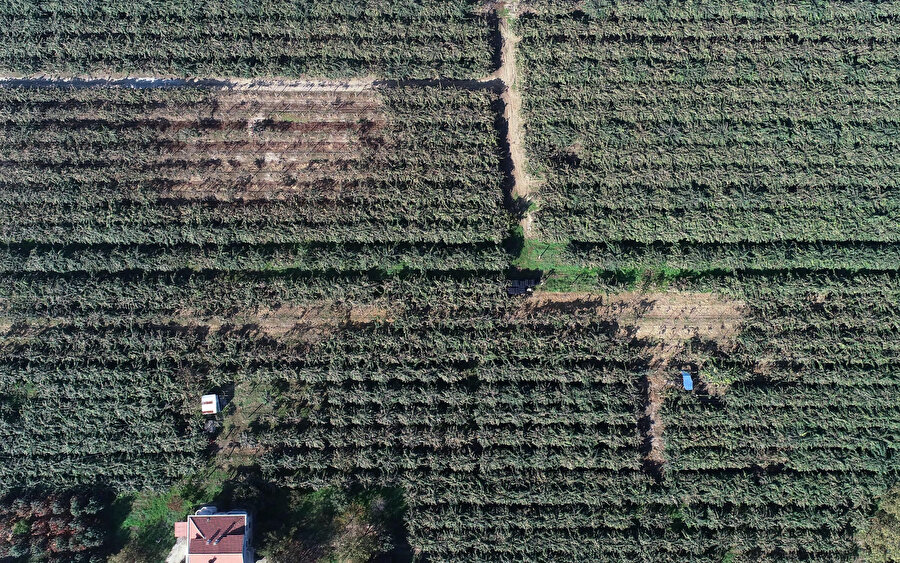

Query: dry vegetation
(157, 90), (387, 201)
(176, 302), (398, 342)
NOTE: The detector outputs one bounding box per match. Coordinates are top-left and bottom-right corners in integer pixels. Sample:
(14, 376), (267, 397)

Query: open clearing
(176, 302), (397, 341)
(517, 290), (746, 349)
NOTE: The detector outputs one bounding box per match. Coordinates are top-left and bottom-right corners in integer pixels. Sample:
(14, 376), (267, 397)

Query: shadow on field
(209, 468), (414, 563)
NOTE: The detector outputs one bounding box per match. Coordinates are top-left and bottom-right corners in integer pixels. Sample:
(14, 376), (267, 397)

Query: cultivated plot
(0, 0), (496, 79)
(513, 2), (900, 559)
(0, 80), (509, 494)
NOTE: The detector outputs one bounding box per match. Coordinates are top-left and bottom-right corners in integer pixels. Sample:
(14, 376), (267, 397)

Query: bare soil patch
(0, 74), (378, 92)
(494, 18), (529, 198)
(483, 3), (537, 236)
(143, 88), (386, 201)
(517, 291), (745, 344)
(176, 301), (397, 343)
(644, 369), (668, 465)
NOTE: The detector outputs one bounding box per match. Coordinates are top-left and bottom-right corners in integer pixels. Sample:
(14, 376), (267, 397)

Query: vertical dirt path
(643, 350), (678, 476)
(488, 4), (535, 235)
(644, 368), (668, 470)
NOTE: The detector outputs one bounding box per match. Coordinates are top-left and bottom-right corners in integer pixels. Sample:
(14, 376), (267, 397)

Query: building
(174, 506), (252, 563)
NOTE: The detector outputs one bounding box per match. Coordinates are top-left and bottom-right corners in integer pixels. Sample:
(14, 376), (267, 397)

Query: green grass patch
(859, 485), (900, 562)
(512, 238), (601, 291)
(512, 239), (569, 271)
(511, 238), (706, 293)
(513, 238), (689, 292)
(11, 519), (29, 535)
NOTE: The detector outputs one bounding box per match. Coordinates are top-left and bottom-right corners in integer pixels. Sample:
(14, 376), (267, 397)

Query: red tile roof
(188, 515), (245, 555)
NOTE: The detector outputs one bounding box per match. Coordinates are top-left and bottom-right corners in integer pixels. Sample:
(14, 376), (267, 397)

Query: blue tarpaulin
(681, 370), (693, 391)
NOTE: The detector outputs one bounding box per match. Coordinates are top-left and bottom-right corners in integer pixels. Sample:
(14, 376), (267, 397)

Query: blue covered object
(681, 370), (694, 391)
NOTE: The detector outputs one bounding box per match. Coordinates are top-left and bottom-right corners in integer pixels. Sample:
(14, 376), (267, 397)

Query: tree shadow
(106, 494), (135, 554)
(206, 469), (413, 563)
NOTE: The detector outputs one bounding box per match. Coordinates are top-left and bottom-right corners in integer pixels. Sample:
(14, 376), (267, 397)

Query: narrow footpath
(489, 6), (536, 235)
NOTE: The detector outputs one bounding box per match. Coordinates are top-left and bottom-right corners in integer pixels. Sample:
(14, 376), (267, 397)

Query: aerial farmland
(0, 1), (898, 562)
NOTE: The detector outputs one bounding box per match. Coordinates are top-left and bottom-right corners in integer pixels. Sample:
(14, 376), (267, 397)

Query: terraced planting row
(511, 2), (900, 559)
(1, 1), (899, 560)
(0, 84), (509, 271)
(0, 0), (495, 79)
(518, 0), (900, 250)
(0, 81), (509, 505)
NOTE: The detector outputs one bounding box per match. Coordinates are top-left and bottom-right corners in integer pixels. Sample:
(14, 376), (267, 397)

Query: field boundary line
(0, 75), (379, 92)
(0, 75), (511, 93)
(0, 4), (530, 230)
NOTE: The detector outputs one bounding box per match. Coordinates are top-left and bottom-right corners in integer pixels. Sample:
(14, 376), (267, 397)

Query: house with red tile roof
(174, 506), (253, 563)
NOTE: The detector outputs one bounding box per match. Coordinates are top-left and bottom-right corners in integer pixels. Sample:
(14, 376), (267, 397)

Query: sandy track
(516, 291), (745, 341)
(487, 5), (537, 235)
(176, 303), (397, 342)
(0, 74), (377, 92)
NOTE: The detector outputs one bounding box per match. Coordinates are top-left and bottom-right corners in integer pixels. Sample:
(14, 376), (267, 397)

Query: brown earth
(176, 302), (397, 342)
(0, 74), (377, 92)
(645, 369), (668, 465)
(516, 291), (745, 345)
(483, 3), (537, 236)
(143, 88), (386, 201)
(495, 17), (529, 198)
(0, 301), (396, 343)
(0, 307), (10, 333)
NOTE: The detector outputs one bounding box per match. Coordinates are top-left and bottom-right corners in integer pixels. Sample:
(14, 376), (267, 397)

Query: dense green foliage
(656, 272), (900, 560)
(0, 85), (507, 250)
(0, 0), (494, 79)
(511, 1), (900, 559)
(0, 83), (508, 493)
(234, 270), (898, 561)
(1, 1), (900, 560)
(257, 486), (409, 562)
(0, 488), (111, 562)
(519, 0), (900, 250)
(6, 260), (897, 559)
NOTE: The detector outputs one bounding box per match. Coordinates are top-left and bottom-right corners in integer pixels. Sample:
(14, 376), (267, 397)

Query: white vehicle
(201, 394), (220, 415)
